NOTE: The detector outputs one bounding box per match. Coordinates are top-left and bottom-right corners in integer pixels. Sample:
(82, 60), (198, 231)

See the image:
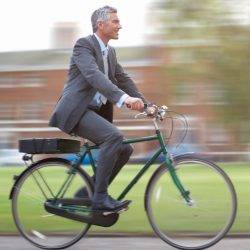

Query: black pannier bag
(19, 138), (81, 154)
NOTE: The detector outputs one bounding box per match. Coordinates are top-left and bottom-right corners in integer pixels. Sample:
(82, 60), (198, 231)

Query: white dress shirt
(90, 33), (128, 108)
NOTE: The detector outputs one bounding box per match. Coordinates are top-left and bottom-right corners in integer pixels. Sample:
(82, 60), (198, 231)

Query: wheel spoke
(11, 160), (92, 249)
(36, 170), (56, 198)
(146, 156), (237, 249)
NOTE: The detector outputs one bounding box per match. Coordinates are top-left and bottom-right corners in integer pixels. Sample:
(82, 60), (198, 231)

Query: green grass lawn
(0, 162), (250, 234)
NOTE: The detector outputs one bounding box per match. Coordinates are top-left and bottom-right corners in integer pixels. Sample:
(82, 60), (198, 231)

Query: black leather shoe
(108, 195), (119, 204)
(92, 196), (131, 211)
(74, 189), (125, 204)
(108, 195), (131, 207)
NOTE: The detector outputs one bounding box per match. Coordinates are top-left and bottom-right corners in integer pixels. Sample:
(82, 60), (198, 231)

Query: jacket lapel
(90, 34), (115, 80)
(91, 35), (105, 73)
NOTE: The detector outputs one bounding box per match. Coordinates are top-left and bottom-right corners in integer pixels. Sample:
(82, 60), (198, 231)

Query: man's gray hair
(91, 6), (117, 32)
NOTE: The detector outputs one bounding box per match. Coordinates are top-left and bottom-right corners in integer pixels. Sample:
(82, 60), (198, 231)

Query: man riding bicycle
(49, 6), (148, 212)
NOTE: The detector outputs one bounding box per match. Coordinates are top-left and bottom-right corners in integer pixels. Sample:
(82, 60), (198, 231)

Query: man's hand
(124, 96), (144, 111)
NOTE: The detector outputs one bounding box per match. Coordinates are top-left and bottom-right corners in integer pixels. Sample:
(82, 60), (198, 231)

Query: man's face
(97, 13), (122, 40)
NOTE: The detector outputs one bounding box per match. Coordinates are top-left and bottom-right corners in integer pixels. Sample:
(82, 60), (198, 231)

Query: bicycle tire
(145, 154), (237, 250)
(11, 158), (93, 249)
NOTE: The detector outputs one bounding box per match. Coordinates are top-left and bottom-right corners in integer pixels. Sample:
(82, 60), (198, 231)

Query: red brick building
(0, 44), (240, 161)
(0, 47), (166, 158)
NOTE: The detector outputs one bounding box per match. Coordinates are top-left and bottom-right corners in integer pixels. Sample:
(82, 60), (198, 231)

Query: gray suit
(49, 34), (146, 134)
(49, 34), (147, 202)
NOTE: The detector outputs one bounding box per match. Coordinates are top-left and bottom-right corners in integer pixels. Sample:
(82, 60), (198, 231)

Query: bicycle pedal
(102, 206), (129, 216)
(102, 211), (115, 216)
(117, 206), (129, 214)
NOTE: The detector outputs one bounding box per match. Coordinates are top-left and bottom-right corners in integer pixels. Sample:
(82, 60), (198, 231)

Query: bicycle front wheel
(145, 155), (237, 250)
(11, 158), (93, 249)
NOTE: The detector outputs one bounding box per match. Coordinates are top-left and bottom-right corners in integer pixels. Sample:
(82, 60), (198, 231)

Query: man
(49, 6), (147, 212)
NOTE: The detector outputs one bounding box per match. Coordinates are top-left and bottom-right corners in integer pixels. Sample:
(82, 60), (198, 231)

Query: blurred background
(0, 0), (249, 164)
(0, 0), (250, 234)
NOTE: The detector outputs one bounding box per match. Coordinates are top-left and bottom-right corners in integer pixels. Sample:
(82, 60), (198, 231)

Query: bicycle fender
(9, 158), (71, 200)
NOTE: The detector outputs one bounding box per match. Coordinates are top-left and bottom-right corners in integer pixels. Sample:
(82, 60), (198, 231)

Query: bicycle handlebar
(135, 104), (169, 121)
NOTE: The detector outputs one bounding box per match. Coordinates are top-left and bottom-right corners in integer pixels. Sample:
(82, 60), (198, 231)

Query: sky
(0, 0), (249, 52)
(0, 0), (153, 52)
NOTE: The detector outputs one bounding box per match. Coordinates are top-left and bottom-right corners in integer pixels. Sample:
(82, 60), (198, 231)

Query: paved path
(0, 236), (250, 250)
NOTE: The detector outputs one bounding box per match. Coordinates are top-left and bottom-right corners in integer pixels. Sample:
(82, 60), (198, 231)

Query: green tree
(153, 0), (250, 143)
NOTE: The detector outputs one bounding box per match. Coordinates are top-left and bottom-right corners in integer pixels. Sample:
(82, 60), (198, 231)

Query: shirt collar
(94, 33), (109, 54)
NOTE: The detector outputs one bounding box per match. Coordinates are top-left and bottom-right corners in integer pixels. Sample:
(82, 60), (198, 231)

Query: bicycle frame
(11, 106), (237, 250)
(54, 119), (192, 205)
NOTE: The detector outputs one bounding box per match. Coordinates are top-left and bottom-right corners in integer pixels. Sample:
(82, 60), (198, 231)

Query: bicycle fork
(154, 121), (193, 206)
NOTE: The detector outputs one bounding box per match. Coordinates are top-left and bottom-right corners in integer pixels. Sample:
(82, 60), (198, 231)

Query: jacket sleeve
(72, 38), (125, 104)
(113, 49), (148, 104)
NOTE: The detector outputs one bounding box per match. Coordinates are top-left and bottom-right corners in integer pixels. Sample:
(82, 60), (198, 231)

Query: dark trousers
(72, 108), (133, 202)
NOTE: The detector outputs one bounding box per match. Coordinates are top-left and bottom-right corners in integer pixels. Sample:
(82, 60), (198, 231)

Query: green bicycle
(9, 105), (237, 250)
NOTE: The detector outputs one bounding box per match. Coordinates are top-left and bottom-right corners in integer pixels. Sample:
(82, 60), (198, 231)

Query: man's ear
(97, 21), (103, 31)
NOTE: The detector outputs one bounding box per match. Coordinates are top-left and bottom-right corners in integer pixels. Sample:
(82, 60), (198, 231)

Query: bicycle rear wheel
(145, 155), (237, 250)
(11, 158), (93, 249)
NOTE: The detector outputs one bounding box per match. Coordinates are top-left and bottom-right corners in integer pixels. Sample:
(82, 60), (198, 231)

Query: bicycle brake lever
(135, 112), (147, 119)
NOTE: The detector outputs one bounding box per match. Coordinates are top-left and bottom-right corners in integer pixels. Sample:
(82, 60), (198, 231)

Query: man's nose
(118, 24), (122, 29)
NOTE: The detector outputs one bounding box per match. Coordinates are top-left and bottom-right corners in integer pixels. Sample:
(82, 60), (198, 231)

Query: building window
(0, 104), (14, 119)
(0, 103), (43, 120)
(0, 75), (44, 88)
(206, 125), (230, 145)
(0, 132), (12, 149)
(21, 103), (43, 119)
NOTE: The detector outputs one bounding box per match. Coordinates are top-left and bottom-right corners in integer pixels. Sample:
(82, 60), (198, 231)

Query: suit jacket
(49, 34), (147, 134)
